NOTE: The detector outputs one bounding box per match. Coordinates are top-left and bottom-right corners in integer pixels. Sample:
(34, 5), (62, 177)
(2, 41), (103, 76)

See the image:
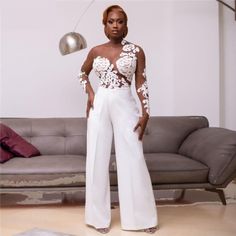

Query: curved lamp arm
(216, 0), (236, 20)
(59, 0), (95, 55)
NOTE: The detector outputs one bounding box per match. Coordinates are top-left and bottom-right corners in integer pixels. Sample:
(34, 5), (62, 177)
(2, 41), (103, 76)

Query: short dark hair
(102, 5), (128, 26)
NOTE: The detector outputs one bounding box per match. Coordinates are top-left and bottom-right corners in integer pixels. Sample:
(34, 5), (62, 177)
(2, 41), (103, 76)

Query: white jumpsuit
(80, 39), (158, 230)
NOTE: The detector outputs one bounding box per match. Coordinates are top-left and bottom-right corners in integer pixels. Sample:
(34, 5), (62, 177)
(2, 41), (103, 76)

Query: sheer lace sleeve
(77, 48), (94, 93)
(135, 47), (150, 116)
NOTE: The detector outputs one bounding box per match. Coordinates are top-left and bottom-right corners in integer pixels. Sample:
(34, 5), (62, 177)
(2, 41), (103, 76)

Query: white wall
(173, 0), (219, 123)
(219, 0), (236, 130)
(0, 0), (225, 128)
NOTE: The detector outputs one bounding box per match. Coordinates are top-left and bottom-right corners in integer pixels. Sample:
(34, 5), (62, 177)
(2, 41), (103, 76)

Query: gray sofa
(1, 116), (236, 205)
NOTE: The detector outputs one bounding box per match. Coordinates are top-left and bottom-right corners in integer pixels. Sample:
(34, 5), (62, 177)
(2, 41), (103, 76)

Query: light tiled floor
(1, 202), (236, 236)
(1, 181), (236, 236)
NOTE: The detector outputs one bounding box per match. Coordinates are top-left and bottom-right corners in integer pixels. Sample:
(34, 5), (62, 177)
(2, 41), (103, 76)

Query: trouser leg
(85, 91), (113, 228)
(110, 89), (158, 230)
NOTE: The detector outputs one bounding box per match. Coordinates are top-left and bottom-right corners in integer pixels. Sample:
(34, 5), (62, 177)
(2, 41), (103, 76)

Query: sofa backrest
(0, 116), (209, 155)
(0, 118), (87, 155)
(143, 116), (209, 153)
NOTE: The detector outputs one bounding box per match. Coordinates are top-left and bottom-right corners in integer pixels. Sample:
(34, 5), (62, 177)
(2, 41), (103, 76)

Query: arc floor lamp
(59, 0), (235, 56)
(59, 0), (95, 56)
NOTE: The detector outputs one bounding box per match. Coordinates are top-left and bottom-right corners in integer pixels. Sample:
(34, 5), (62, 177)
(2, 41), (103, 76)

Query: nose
(112, 21), (118, 28)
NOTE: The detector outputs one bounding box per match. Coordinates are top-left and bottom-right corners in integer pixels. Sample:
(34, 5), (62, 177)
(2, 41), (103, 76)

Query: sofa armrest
(178, 127), (236, 185)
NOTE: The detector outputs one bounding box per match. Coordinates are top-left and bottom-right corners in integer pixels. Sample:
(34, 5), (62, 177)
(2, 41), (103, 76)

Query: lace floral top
(92, 39), (139, 89)
(78, 39), (150, 115)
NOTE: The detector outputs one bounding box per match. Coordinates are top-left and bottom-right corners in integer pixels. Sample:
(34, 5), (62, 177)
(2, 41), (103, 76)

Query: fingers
(86, 106), (90, 118)
(133, 122), (140, 132)
(86, 96), (95, 118)
(90, 100), (94, 110)
(86, 101), (91, 118)
(139, 122), (148, 140)
(134, 118), (147, 140)
(133, 122), (144, 140)
(138, 128), (145, 140)
(134, 125), (144, 140)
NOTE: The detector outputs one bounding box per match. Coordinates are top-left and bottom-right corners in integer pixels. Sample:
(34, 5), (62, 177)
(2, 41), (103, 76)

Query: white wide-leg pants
(85, 86), (158, 230)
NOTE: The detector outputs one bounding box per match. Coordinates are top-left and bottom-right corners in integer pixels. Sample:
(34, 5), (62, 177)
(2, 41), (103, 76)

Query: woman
(78, 5), (158, 234)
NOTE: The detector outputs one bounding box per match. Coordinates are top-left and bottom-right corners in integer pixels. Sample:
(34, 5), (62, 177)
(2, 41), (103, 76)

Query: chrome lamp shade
(59, 32), (87, 55)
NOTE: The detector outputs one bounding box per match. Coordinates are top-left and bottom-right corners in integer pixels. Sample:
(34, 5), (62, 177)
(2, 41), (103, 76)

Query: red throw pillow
(0, 123), (14, 141)
(0, 123), (41, 158)
(0, 146), (14, 163)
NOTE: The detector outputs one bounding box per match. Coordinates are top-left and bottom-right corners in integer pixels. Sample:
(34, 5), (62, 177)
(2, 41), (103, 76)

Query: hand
(86, 92), (95, 118)
(133, 114), (149, 140)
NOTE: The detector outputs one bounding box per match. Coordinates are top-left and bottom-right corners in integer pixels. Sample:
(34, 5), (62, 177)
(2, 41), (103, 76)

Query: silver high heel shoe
(95, 227), (110, 234)
(141, 226), (159, 234)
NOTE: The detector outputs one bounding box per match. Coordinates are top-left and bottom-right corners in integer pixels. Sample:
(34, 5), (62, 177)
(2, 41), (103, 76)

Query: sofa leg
(175, 189), (186, 202)
(205, 188), (226, 205)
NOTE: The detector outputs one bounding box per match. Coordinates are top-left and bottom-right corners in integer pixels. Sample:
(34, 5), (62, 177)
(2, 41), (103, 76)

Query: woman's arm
(133, 47), (150, 140)
(78, 48), (95, 117)
(78, 48), (94, 94)
(135, 47), (150, 117)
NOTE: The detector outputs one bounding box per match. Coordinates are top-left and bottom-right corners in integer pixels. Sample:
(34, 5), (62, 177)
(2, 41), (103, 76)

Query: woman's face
(105, 9), (126, 39)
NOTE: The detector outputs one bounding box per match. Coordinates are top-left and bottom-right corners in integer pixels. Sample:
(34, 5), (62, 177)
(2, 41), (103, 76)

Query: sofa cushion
(178, 127), (236, 185)
(109, 153), (208, 184)
(0, 155), (86, 174)
(0, 155), (86, 187)
(145, 153), (209, 184)
(0, 154), (119, 188)
(0, 146), (14, 163)
(0, 123), (40, 158)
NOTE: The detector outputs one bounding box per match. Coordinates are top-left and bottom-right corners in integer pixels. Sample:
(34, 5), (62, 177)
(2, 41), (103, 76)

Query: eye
(118, 20), (124, 24)
(107, 20), (113, 24)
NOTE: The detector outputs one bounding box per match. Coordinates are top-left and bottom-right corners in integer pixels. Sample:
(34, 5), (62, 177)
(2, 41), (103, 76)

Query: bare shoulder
(132, 42), (146, 59)
(89, 43), (109, 57)
(135, 44), (145, 55)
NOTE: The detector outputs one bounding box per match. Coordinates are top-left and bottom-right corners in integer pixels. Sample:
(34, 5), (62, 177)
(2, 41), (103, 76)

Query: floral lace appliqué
(93, 39), (140, 89)
(78, 71), (88, 91)
(137, 80), (150, 115)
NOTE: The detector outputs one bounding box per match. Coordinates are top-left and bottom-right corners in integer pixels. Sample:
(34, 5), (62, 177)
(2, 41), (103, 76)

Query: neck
(109, 37), (123, 45)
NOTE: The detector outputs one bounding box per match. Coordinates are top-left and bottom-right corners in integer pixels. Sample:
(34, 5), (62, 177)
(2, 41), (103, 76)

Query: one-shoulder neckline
(93, 39), (128, 67)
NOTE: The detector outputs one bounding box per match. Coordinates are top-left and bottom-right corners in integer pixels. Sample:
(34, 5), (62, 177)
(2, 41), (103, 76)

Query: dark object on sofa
(0, 146), (14, 163)
(0, 116), (236, 205)
(0, 123), (41, 162)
